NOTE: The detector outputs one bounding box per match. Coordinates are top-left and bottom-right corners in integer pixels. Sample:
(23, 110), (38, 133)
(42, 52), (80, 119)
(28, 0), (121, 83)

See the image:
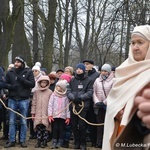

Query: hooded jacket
(31, 75), (53, 131)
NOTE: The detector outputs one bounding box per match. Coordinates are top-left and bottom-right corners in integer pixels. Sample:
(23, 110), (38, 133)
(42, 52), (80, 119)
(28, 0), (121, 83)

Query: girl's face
(56, 85), (64, 92)
(101, 70), (109, 76)
(40, 80), (48, 88)
(64, 68), (72, 76)
(131, 35), (149, 61)
(33, 70), (40, 77)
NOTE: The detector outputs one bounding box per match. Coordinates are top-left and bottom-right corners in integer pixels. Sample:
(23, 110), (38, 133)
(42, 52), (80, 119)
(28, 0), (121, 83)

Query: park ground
(0, 130), (101, 150)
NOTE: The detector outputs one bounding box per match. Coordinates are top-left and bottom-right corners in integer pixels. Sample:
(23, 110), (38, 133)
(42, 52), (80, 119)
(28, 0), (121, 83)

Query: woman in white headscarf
(102, 25), (150, 150)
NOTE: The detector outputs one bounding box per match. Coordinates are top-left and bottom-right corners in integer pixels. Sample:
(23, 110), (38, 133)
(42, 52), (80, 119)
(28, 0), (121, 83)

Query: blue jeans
(8, 99), (29, 142)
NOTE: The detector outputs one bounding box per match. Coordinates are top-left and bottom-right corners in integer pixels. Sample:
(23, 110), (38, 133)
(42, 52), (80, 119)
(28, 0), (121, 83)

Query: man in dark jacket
(67, 63), (93, 150)
(4, 55), (35, 148)
(83, 60), (100, 147)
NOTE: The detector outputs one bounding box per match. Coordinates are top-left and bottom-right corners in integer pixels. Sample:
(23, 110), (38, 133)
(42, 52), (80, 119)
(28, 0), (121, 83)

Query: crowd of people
(0, 24), (149, 150)
(0, 56), (114, 150)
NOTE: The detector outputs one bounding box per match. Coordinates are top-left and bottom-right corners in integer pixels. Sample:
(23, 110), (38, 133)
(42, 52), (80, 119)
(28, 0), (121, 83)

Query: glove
(68, 93), (75, 101)
(95, 102), (106, 110)
(49, 116), (54, 123)
(17, 76), (25, 83)
(65, 118), (70, 125)
(74, 95), (82, 102)
(32, 114), (35, 121)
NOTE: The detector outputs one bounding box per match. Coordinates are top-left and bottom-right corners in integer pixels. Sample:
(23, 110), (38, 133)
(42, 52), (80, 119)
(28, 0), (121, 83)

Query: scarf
(54, 88), (67, 97)
(102, 25), (150, 150)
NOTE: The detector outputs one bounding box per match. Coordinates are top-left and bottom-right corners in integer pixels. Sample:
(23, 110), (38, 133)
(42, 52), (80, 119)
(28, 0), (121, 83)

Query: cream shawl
(102, 25), (150, 150)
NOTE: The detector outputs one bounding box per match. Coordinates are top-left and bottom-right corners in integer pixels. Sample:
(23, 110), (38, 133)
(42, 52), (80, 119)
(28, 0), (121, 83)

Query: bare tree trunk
(0, 0), (14, 68)
(56, 0), (63, 68)
(12, 0), (31, 66)
(32, 0), (39, 64)
(43, 0), (57, 72)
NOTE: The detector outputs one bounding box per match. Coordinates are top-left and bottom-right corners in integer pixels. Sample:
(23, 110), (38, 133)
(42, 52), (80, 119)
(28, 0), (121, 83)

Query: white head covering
(32, 65), (40, 72)
(35, 62), (41, 68)
(102, 25), (150, 150)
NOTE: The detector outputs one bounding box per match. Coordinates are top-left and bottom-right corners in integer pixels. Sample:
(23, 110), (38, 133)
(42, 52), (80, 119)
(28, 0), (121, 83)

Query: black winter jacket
(5, 68), (35, 100)
(67, 73), (93, 110)
(87, 68), (100, 84)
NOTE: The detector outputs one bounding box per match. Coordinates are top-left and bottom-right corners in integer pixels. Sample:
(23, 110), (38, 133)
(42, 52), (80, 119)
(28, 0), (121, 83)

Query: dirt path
(0, 131), (101, 150)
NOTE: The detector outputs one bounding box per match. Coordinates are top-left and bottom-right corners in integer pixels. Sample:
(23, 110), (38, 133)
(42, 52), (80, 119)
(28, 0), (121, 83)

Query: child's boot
(56, 139), (63, 148)
(41, 140), (47, 148)
(35, 139), (41, 148)
(51, 139), (57, 149)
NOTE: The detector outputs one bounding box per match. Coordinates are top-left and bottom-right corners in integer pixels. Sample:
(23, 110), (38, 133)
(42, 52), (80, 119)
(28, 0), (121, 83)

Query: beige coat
(31, 76), (53, 131)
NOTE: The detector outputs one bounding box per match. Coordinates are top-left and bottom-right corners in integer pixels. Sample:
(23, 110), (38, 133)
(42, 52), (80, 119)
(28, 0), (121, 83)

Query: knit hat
(15, 55), (25, 64)
(60, 73), (72, 83)
(35, 62), (41, 68)
(32, 65), (41, 72)
(56, 80), (67, 92)
(15, 55), (25, 68)
(76, 63), (85, 72)
(83, 60), (94, 65)
(111, 66), (116, 71)
(101, 64), (111, 73)
(65, 66), (74, 75)
(41, 68), (47, 74)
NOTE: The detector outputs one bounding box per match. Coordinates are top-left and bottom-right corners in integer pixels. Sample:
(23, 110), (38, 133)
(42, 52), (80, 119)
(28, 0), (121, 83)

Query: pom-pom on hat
(32, 65), (41, 72)
(101, 64), (111, 73)
(35, 62), (41, 68)
(56, 80), (67, 92)
(60, 73), (72, 83)
(76, 63), (85, 72)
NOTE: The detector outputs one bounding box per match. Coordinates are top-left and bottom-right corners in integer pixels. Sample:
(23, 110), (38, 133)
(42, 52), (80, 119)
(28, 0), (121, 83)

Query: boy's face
(76, 68), (84, 74)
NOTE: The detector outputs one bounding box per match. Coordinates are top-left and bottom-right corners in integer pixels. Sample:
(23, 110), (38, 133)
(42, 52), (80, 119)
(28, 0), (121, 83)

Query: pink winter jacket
(93, 72), (114, 105)
(48, 92), (70, 120)
(31, 76), (53, 131)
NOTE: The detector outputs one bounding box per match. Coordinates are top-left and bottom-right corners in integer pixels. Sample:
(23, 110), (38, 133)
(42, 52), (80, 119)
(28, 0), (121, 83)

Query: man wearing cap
(4, 55), (35, 148)
(82, 60), (100, 147)
(67, 63), (93, 150)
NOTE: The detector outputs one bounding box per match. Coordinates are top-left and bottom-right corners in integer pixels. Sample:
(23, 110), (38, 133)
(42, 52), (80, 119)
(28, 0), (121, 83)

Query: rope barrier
(0, 98), (104, 126)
